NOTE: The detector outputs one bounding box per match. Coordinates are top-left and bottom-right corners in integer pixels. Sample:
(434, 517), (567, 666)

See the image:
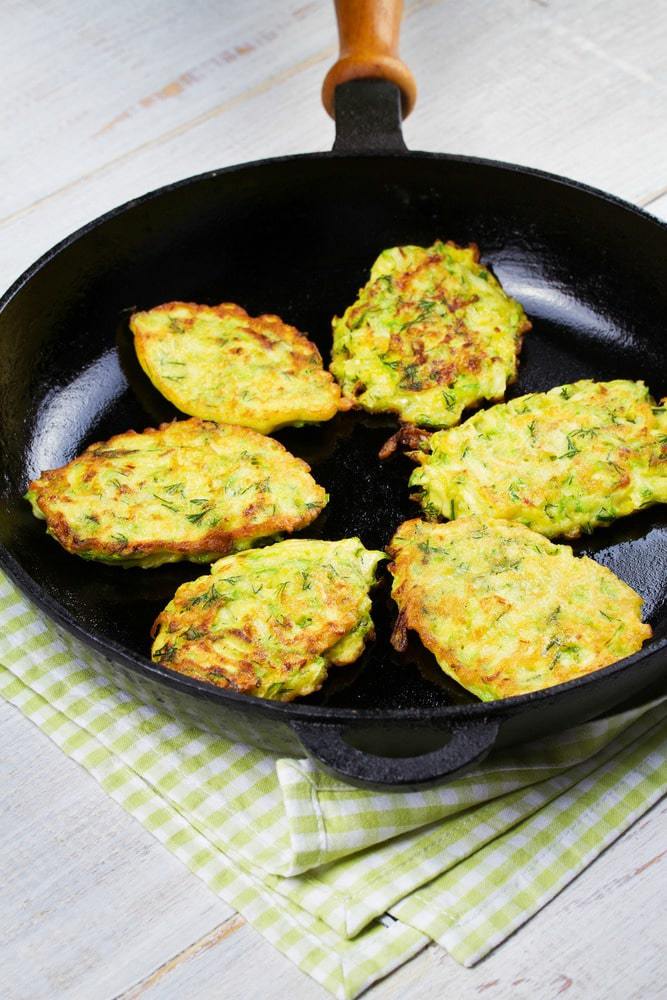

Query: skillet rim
(1, 148), (666, 723)
(3, 148), (667, 310)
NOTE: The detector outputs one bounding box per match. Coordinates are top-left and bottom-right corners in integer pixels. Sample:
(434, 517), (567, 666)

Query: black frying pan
(0, 2), (665, 788)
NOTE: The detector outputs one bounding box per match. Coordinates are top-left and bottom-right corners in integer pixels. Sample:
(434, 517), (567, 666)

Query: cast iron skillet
(0, 2), (665, 787)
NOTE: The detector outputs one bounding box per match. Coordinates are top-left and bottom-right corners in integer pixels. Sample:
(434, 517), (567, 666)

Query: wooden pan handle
(322, 0), (417, 119)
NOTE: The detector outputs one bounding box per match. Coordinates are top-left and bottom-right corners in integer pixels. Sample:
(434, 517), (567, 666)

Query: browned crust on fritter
(28, 418), (325, 561)
(137, 299), (320, 354)
(331, 242), (532, 426)
(389, 608), (409, 652)
(132, 301), (350, 411)
(149, 608), (354, 692)
(378, 425), (434, 460)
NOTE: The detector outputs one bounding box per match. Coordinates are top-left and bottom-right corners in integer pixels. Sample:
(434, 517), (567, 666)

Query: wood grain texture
(115, 800), (667, 1000)
(2, 0), (667, 997)
(0, 702), (234, 1000)
(645, 190), (667, 221)
(4, 0), (667, 284)
(322, 0), (418, 117)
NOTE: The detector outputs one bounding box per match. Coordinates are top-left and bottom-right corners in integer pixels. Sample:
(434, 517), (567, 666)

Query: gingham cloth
(1, 570), (665, 999)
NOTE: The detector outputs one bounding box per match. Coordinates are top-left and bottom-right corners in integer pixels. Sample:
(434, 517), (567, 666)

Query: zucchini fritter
(151, 538), (385, 700)
(410, 380), (667, 538)
(388, 518), (651, 701)
(330, 241), (530, 427)
(26, 419), (327, 568)
(131, 302), (345, 433)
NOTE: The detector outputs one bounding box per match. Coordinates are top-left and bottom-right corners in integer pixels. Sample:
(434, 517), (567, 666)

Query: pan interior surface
(0, 154), (665, 713)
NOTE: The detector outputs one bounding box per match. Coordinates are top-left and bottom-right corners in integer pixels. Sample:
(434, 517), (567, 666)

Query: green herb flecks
(154, 643), (178, 662)
(152, 494), (181, 513)
(399, 363), (423, 391)
(186, 584), (220, 609)
(186, 506), (214, 524)
(571, 426), (598, 439)
(556, 435), (580, 460)
(489, 559), (522, 575)
(508, 481), (524, 503)
(183, 627), (206, 640)
(421, 499), (440, 520)
(400, 302), (436, 332)
(596, 507), (616, 523)
(379, 353), (400, 370)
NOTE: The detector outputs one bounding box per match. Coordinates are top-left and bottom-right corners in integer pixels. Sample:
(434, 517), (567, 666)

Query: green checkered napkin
(1, 570), (665, 999)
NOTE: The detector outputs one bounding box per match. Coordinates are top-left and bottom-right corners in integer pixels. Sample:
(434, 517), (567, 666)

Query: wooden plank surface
(116, 798), (667, 1000)
(0, 701), (234, 1000)
(4, 0), (667, 285)
(2, 1), (666, 997)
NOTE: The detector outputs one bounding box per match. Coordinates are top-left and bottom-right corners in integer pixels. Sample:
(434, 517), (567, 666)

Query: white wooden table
(2, 2), (666, 997)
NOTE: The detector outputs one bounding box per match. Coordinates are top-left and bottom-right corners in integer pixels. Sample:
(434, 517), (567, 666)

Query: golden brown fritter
(26, 418), (327, 568)
(409, 380), (667, 538)
(131, 301), (346, 433)
(330, 241), (530, 427)
(151, 538), (385, 700)
(388, 518), (651, 701)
